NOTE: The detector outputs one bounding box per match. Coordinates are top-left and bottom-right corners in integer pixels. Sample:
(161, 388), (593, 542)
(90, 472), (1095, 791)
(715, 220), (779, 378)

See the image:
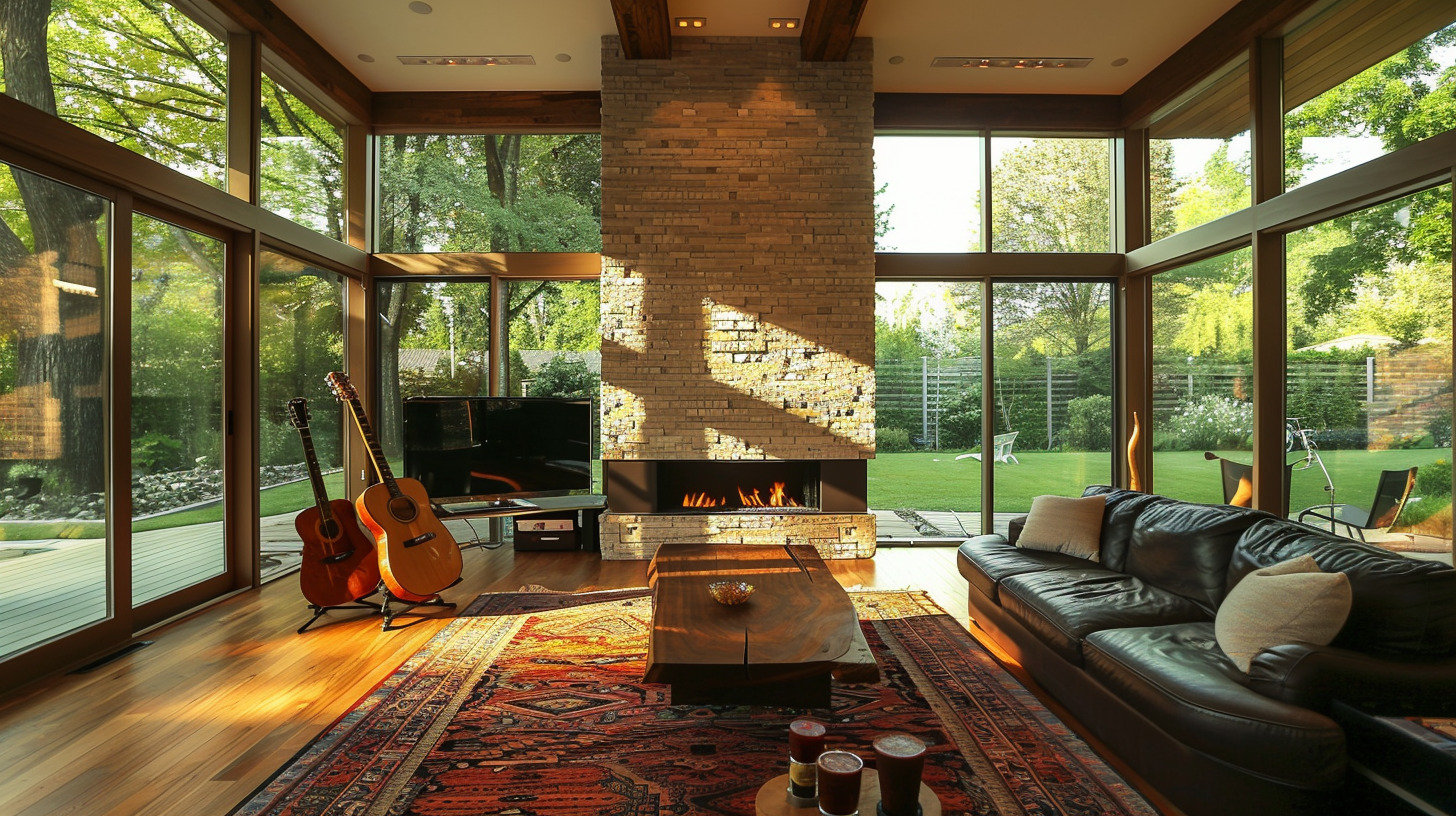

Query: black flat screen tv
(401, 396), (592, 502)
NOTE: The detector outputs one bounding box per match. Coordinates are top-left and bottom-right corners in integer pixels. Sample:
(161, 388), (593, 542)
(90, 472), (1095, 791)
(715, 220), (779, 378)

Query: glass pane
(1150, 248), (1254, 503)
(376, 134), (601, 253)
(375, 280), (490, 462)
(869, 281), (981, 539)
(991, 281), (1114, 529)
(990, 137), (1112, 252)
(1286, 185), (1452, 554)
(504, 281), (603, 490)
(872, 136), (982, 252)
(1149, 57), (1251, 241)
(131, 214), (225, 605)
(261, 73), (344, 241)
(0, 163), (109, 658)
(259, 252), (344, 582)
(0, 0), (227, 188)
(1284, 1), (1456, 190)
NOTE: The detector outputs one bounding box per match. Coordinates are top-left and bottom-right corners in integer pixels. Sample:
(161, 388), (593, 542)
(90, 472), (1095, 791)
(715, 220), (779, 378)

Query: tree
(991, 138), (1111, 253)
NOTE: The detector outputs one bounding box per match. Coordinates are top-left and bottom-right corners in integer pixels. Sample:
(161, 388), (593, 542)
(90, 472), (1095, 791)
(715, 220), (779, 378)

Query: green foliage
(1063, 395), (1113, 451)
(260, 75), (344, 240)
(526, 355), (600, 400)
(875, 427), (912, 452)
(1285, 348), (1368, 434)
(991, 138), (1111, 252)
(1416, 458), (1451, 498)
(132, 431), (185, 473)
(1156, 395), (1253, 452)
(938, 385), (982, 449)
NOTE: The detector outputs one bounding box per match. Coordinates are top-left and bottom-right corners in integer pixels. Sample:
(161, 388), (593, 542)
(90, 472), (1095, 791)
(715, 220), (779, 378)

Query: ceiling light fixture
(769, 18), (799, 30)
(407, 1), (432, 14)
(674, 17), (706, 29)
(357, 54), (376, 63)
(397, 55), (537, 66)
(936, 56), (1093, 69)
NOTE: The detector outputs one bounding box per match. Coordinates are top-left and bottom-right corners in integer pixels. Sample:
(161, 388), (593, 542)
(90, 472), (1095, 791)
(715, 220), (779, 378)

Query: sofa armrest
(1248, 642), (1456, 715)
(1006, 514), (1028, 545)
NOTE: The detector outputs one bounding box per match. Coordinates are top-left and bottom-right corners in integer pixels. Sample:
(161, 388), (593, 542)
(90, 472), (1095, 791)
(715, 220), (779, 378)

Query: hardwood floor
(0, 544), (1123, 816)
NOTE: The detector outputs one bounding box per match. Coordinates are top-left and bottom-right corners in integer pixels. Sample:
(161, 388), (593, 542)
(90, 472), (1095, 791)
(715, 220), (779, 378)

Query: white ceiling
(270, 0), (1243, 95)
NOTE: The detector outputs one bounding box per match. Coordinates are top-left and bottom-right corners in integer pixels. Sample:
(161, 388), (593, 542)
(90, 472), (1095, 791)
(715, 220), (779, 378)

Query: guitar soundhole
(388, 495), (418, 524)
(319, 519), (341, 540)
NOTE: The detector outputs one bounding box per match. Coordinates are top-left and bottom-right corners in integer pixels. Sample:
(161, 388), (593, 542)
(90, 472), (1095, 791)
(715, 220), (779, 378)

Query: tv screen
(401, 396), (592, 502)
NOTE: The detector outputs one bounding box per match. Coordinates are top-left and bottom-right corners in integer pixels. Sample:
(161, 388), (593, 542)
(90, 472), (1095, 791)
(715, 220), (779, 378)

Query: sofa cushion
(957, 537), (1091, 603)
(1017, 494), (1105, 561)
(998, 569), (1210, 666)
(1214, 555), (1352, 672)
(1081, 486), (1173, 572)
(1230, 518), (1456, 655)
(1124, 501), (1272, 614)
(1084, 623), (1346, 789)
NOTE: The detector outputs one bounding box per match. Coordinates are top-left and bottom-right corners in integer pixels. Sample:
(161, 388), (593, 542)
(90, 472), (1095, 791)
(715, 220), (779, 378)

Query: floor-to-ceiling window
(257, 251), (345, 580)
(0, 163), (110, 659)
(1149, 57), (1252, 242)
(130, 212), (226, 605)
(1284, 186), (1452, 552)
(261, 70), (345, 242)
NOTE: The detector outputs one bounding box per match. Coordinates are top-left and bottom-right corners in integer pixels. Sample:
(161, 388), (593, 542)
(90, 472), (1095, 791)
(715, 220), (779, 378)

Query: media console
(433, 494), (606, 551)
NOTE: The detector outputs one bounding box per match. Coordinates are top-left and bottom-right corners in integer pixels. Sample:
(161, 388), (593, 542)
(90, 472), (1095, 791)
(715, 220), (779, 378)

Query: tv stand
(433, 495), (606, 551)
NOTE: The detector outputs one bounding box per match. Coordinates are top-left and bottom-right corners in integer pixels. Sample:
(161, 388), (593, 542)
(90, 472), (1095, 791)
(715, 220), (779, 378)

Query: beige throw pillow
(1215, 554), (1352, 672)
(1016, 494), (1105, 562)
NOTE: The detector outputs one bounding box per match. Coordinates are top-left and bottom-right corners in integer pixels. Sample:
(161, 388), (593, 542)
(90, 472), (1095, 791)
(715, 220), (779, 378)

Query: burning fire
(682, 481), (802, 508)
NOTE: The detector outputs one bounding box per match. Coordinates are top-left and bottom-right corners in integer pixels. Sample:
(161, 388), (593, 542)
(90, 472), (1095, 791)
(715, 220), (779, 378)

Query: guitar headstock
(286, 398), (310, 430)
(325, 371), (358, 402)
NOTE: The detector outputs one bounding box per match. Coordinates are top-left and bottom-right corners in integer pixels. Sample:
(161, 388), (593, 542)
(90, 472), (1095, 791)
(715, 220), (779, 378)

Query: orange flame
(685, 481), (802, 508)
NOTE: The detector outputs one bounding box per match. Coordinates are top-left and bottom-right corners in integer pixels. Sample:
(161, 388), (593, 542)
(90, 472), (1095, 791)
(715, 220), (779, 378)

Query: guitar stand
(297, 596), (384, 635)
(380, 585), (458, 631)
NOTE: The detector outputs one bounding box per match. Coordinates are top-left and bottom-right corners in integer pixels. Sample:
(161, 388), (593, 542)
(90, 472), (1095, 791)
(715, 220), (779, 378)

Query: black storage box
(514, 511), (579, 551)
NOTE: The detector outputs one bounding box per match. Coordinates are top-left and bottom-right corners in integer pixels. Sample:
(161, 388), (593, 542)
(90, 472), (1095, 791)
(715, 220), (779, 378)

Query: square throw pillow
(1016, 494), (1105, 562)
(1215, 554), (1352, 672)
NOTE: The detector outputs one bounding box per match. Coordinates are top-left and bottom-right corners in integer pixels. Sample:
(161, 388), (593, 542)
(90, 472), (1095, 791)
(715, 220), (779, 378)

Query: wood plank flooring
(0, 544), (1159, 816)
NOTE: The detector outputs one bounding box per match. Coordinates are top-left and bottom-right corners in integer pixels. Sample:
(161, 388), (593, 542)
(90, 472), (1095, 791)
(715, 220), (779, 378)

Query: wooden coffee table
(644, 542), (879, 707)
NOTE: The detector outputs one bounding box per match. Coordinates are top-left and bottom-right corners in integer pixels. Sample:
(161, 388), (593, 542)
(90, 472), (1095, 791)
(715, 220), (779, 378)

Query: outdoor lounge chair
(956, 431), (1019, 464)
(1203, 451), (1293, 518)
(1297, 466), (1418, 542)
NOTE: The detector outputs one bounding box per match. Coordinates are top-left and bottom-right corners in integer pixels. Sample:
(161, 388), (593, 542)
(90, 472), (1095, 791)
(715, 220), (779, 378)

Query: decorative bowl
(707, 580), (756, 605)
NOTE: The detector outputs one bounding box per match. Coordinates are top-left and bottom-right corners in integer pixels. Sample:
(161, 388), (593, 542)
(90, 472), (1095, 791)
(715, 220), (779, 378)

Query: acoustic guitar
(286, 398), (382, 609)
(325, 372), (462, 602)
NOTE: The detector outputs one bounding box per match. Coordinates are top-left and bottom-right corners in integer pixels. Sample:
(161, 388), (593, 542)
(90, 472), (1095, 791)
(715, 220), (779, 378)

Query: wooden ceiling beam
(801, 0), (871, 61)
(1121, 0), (1322, 128)
(610, 0), (672, 60)
(374, 91), (604, 132)
(207, 0), (372, 123)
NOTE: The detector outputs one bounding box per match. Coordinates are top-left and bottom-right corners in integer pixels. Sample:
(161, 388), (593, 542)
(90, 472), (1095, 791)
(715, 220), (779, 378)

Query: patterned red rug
(232, 589), (1156, 816)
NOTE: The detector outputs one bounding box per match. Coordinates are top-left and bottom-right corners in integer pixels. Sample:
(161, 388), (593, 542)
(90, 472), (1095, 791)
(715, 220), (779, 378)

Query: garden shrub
(1062, 394), (1112, 451)
(938, 385), (981, 449)
(1308, 427), (1368, 450)
(1160, 395), (1252, 451)
(132, 431), (186, 473)
(876, 427), (912, 452)
(1416, 459), (1451, 498)
(1430, 414), (1452, 448)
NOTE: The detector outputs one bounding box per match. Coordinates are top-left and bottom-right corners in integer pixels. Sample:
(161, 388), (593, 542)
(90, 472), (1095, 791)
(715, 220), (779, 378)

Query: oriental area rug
(232, 588), (1156, 816)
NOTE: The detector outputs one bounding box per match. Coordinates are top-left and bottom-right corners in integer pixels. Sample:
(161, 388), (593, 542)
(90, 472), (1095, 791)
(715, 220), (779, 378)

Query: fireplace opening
(659, 461), (819, 514)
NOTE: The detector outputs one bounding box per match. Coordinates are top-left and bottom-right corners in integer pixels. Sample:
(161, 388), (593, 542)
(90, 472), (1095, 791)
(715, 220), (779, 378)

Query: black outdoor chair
(1203, 452), (1293, 518)
(1297, 466), (1419, 542)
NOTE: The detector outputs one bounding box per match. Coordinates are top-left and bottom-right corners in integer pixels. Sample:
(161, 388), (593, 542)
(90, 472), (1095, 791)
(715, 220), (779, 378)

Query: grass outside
(867, 449), (1452, 516)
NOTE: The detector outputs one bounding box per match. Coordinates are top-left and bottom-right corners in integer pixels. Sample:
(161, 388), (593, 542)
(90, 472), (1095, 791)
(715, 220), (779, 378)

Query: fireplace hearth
(604, 460), (866, 515)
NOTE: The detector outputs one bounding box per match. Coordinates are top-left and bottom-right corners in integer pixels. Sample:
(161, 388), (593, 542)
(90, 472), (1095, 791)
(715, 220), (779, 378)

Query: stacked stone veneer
(598, 36), (877, 559)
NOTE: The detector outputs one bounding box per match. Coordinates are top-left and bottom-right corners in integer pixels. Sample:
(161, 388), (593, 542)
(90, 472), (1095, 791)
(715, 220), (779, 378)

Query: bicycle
(1286, 417), (1336, 517)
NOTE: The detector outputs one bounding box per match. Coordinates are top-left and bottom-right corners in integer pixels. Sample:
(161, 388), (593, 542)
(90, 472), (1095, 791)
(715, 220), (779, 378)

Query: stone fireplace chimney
(598, 35), (876, 559)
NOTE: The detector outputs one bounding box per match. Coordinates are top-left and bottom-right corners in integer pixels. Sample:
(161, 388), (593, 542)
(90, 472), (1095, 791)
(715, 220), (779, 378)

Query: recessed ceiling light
(555, 53), (572, 63)
(769, 18), (799, 30)
(674, 17), (706, 29)
(1111, 57), (1129, 67)
(397, 55), (537, 66)
(408, 1), (432, 14)
(887, 55), (904, 65)
(357, 53), (376, 63)
(933, 56), (1093, 69)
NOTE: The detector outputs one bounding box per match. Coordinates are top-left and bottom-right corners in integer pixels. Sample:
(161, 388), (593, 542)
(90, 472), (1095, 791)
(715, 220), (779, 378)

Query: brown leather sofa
(958, 486), (1456, 816)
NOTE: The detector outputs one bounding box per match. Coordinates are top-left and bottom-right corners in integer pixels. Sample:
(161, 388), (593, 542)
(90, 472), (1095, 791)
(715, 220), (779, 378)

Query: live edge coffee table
(644, 542), (879, 707)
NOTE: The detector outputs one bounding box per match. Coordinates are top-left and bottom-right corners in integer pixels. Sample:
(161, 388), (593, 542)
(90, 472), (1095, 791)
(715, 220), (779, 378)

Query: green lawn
(867, 449), (1451, 514)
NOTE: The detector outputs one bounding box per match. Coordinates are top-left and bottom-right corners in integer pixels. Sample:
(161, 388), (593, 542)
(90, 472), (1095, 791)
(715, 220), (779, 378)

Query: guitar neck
(342, 395), (403, 499)
(294, 425), (334, 522)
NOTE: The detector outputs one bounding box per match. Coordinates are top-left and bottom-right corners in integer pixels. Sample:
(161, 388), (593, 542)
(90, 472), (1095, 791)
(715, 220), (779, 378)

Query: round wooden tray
(755, 768), (940, 816)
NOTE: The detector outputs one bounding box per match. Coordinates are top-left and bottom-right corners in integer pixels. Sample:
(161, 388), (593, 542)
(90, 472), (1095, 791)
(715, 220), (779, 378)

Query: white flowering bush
(1162, 395), (1252, 451)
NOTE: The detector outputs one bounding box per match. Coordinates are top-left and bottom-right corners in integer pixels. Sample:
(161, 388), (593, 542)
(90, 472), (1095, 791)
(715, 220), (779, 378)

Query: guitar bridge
(403, 532), (437, 549)
(321, 551), (356, 564)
